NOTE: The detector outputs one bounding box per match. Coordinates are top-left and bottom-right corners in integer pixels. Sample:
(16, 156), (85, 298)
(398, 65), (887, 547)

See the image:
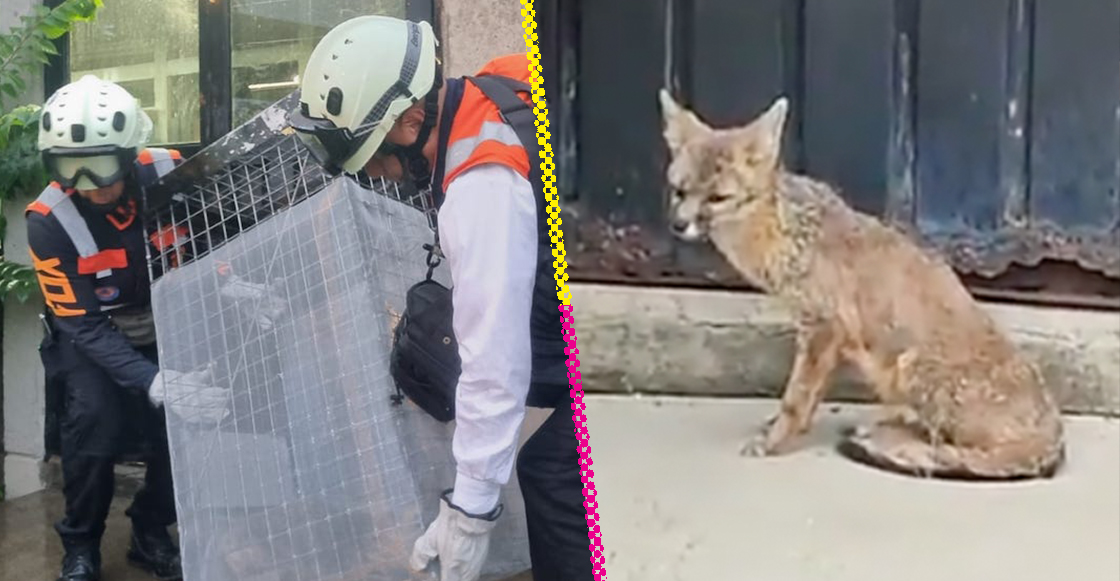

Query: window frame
(44, 0), (438, 158)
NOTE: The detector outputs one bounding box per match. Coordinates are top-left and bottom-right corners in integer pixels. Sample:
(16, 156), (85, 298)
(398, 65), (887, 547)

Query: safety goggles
(288, 107), (381, 176)
(289, 21), (426, 175)
(41, 145), (135, 190)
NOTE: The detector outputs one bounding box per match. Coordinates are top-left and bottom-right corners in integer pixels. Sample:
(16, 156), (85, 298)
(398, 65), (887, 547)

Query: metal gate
(537, 0), (1120, 307)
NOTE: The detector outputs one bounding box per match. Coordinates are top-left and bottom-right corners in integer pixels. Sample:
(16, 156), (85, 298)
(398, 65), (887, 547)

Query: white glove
(409, 490), (502, 581)
(149, 365), (230, 425)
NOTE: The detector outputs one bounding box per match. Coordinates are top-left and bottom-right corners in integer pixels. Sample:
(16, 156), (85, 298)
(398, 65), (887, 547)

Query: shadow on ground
(587, 396), (1120, 581)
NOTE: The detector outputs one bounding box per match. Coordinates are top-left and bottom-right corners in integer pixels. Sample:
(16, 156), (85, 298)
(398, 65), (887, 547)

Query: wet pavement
(6, 394), (1118, 581)
(0, 489), (159, 581)
(0, 489), (533, 581)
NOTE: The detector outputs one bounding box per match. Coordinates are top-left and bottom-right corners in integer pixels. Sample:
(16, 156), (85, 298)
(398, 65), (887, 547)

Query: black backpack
(388, 73), (544, 423)
(389, 243), (460, 423)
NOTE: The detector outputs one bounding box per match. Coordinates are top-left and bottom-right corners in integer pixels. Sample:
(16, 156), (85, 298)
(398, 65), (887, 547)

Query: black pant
(48, 339), (177, 550)
(516, 405), (595, 581)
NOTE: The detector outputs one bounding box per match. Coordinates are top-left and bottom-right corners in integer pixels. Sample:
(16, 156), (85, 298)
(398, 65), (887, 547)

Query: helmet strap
(382, 68), (444, 190)
(402, 89), (441, 189)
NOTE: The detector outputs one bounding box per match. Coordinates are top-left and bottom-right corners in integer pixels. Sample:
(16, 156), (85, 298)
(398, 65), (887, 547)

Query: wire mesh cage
(140, 92), (532, 581)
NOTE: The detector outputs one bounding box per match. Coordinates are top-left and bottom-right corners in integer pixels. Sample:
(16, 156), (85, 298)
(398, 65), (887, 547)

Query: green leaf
(40, 23), (68, 40)
(0, 0), (101, 209)
(72, 0), (103, 21)
(34, 36), (58, 56)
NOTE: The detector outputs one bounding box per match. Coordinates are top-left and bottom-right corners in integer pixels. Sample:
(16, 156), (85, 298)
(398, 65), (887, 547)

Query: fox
(657, 89), (1066, 480)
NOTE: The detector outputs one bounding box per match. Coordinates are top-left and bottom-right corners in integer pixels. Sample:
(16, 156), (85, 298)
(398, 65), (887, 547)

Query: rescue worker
(289, 16), (593, 581)
(28, 75), (227, 581)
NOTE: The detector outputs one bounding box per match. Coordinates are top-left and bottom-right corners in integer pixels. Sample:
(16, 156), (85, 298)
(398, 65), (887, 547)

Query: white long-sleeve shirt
(437, 162), (539, 516)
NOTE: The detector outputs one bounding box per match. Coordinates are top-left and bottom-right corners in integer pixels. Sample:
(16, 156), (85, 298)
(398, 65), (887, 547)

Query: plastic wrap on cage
(151, 177), (532, 581)
(144, 97), (531, 580)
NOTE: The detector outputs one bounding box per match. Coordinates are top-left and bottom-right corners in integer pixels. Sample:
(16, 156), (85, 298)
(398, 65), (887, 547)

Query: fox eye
(707, 193), (730, 203)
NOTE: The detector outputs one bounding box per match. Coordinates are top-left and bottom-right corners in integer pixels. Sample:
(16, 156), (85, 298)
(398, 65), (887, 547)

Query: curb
(570, 283), (1120, 417)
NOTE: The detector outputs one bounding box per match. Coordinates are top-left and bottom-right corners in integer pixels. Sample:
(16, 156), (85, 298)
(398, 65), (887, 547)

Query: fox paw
(851, 424), (873, 440)
(741, 426), (788, 458)
(740, 435), (773, 458)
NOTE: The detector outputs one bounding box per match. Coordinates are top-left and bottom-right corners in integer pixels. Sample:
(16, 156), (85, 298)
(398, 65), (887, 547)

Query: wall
(570, 284), (1120, 417)
(2, 0), (48, 501)
(544, 0), (1120, 302)
(438, 0), (526, 78)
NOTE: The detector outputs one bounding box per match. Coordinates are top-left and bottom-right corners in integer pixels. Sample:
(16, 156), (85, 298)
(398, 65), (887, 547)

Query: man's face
(384, 101), (427, 148)
(77, 180), (126, 207)
(363, 151), (406, 181)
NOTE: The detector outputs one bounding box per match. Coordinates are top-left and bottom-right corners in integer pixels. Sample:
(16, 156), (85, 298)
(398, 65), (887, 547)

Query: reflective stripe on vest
(441, 54), (536, 193)
(138, 148), (180, 177)
(29, 148), (181, 280)
(444, 120), (524, 177)
(34, 186), (114, 279)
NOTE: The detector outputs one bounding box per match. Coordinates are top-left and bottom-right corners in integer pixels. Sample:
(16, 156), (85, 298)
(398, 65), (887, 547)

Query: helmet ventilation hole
(326, 88), (344, 116)
(331, 54), (338, 60)
(344, 38), (353, 44)
(97, 131), (108, 138)
(112, 111), (126, 131)
(71, 124), (86, 143)
(42, 113), (52, 131)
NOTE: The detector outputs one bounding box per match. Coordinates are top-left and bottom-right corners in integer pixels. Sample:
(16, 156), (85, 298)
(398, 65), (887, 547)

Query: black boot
(57, 542), (101, 581)
(126, 526), (183, 580)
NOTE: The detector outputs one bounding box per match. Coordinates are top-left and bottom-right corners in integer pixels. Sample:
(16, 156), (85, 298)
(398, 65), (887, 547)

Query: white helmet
(289, 16), (441, 176)
(38, 74), (153, 190)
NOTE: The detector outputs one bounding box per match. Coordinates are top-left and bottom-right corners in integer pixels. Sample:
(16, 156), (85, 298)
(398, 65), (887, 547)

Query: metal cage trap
(138, 92), (531, 581)
(142, 92), (439, 283)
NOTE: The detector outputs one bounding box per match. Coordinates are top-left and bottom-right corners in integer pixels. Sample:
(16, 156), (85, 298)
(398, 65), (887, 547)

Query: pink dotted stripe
(518, 0), (607, 576)
(560, 305), (607, 578)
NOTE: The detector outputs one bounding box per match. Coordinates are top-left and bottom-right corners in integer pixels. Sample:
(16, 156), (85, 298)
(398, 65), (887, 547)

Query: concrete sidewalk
(584, 395), (1120, 581)
(3, 396), (1115, 581)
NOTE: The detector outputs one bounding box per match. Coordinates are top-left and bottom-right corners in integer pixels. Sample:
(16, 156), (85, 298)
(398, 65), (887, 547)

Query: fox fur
(657, 90), (1066, 480)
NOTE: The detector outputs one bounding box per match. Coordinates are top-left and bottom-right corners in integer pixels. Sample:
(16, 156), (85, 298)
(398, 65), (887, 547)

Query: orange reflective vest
(26, 148), (183, 317)
(434, 54), (568, 403)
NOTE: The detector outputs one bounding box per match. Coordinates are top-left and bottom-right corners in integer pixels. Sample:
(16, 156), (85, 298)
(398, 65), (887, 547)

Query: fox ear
(659, 88), (710, 150)
(738, 96), (789, 165)
(755, 96), (789, 156)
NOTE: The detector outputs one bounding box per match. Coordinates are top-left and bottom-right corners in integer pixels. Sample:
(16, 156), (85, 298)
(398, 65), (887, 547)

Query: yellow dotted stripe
(517, 3), (570, 305)
(519, 3), (608, 578)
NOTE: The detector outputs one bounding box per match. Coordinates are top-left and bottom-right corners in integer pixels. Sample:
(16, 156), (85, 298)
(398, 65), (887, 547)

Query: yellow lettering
(30, 248), (86, 316)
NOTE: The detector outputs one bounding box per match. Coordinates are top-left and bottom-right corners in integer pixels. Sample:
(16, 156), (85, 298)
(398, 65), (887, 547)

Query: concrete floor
(0, 486), (534, 581)
(0, 489), (535, 581)
(0, 491), (160, 581)
(585, 395), (1120, 581)
(4, 395), (1117, 581)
